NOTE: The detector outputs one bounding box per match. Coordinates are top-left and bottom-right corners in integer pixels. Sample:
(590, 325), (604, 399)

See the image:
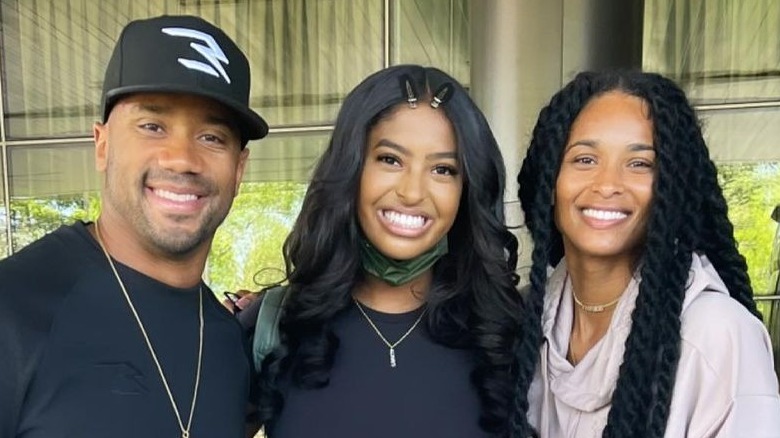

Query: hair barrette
(430, 83), (453, 109)
(401, 75), (418, 109)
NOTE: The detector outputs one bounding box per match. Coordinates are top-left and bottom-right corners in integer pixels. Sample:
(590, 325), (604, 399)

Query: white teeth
(155, 189), (198, 202)
(582, 208), (627, 221)
(383, 210), (426, 229)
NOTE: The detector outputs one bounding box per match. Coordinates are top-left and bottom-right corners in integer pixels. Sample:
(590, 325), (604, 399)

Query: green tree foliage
(9, 194), (100, 250)
(6, 165), (780, 323)
(205, 182), (307, 293)
(718, 162), (780, 296)
(718, 162), (780, 326)
(5, 183), (306, 296)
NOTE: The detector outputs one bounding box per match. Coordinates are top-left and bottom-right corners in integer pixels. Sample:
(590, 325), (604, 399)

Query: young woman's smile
(554, 91), (656, 262)
(358, 104), (462, 261)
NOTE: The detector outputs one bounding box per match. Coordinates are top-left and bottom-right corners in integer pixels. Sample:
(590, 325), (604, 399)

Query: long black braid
(512, 71), (760, 438)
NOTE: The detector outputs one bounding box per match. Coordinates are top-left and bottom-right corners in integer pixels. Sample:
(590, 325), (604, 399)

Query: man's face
(94, 93), (248, 258)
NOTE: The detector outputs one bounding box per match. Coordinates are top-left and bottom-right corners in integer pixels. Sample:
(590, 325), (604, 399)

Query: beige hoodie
(528, 253), (780, 437)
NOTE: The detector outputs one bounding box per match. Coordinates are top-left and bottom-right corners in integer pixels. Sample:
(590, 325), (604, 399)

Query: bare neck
(566, 255), (635, 305)
(566, 254), (636, 333)
(91, 218), (208, 289)
(353, 270), (431, 313)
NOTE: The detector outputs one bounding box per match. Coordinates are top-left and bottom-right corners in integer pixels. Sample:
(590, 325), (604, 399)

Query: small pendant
(182, 432), (189, 438)
(389, 347), (397, 367)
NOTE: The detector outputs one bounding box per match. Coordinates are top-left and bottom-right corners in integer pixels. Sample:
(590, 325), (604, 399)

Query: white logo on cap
(161, 27), (231, 84)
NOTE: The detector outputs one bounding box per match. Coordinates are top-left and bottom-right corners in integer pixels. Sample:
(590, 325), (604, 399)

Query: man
(0, 15), (267, 437)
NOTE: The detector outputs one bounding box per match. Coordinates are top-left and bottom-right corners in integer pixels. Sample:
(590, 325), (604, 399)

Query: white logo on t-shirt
(161, 27), (232, 84)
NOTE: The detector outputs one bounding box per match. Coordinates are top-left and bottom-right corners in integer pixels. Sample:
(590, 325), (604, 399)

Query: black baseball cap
(101, 15), (268, 144)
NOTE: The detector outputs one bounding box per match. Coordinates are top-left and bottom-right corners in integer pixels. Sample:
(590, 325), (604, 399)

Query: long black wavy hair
(257, 65), (522, 436)
(511, 71), (761, 438)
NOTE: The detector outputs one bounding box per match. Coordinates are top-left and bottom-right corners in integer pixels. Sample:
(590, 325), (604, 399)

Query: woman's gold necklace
(95, 220), (203, 438)
(571, 289), (622, 313)
(353, 298), (427, 368)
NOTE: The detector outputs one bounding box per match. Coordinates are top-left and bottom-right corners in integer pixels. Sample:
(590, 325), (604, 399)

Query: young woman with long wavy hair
(244, 65), (523, 437)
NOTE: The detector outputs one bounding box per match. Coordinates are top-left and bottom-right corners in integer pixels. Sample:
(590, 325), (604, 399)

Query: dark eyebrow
(564, 140), (596, 152)
(135, 102), (169, 114)
(374, 139), (459, 161)
(374, 139), (409, 155)
(565, 140), (654, 153)
(133, 103), (239, 135)
(628, 143), (654, 152)
(204, 113), (239, 133)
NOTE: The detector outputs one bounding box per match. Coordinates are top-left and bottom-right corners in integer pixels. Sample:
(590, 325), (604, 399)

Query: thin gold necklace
(95, 220), (203, 438)
(571, 289), (622, 313)
(353, 298), (426, 368)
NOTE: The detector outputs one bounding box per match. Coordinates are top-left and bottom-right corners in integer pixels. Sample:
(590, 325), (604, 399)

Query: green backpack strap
(252, 285), (288, 372)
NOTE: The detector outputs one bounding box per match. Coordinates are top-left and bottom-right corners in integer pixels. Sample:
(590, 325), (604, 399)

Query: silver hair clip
(430, 83), (452, 109)
(404, 78), (418, 109)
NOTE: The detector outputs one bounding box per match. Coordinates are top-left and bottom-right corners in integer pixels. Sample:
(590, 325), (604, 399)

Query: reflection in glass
(700, 106), (780, 162)
(224, 0), (385, 127)
(8, 143), (100, 250)
(7, 133), (328, 290)
(761, 299), (780, 379)
(206, 131), (330, 293)
(243, 131), (331, 183)
(644, 1), (780, 104)
(391, 0), (470, 84)
(0, 161), (7, 259)
(717, 161), (780, 296)
(0, 0), (179, 139)
(0, 0), (384, 138)
(206, 181), (307, 294)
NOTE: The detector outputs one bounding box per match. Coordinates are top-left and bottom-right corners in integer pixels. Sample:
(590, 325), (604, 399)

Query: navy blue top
(0, 222), (250, 437)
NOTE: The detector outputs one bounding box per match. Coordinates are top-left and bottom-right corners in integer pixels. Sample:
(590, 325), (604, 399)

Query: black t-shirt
(269, 303), (490, 438)
(0, 222), (250, 438)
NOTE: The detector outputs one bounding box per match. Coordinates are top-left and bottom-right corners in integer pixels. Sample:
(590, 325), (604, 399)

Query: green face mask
(360, 237), (449, 286)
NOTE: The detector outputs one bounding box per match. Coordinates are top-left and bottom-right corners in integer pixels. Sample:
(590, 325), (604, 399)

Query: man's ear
(94, 122), (108, 172)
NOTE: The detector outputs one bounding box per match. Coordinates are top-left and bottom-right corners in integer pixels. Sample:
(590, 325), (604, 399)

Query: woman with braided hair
(512, 70), (780, 437)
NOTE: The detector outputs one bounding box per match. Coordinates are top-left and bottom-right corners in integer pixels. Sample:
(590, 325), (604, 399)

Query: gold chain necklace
(353, 298), (426, 368)
(571, 289), (622, 313)
(95, 220), (203, 438)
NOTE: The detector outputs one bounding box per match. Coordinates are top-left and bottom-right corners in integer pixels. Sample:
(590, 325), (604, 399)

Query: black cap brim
(104, 85), (268, 143)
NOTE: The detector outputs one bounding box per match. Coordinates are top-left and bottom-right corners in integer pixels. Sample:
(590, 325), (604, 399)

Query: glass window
(717, 161), (780, 296)
(644, 1), (780, 371)
(7, 132), (329, 292)
(699, 106), (780, 162)
(392, 0), (470, 84)
(207, 131), (331, 293)
(243, 131), (331, 183)
(8, 143), (100, 250)
(224, 0), (386, 128)
(644, 1), (780, 105)
(0, 0), (385, 139)
(0, 0), (180, 139)
(0, 0), (472, 295)
(0, 158), (7, 258)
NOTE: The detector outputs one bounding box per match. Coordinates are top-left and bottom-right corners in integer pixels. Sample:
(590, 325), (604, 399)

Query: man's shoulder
(0, 222), (98, 323)
(0, 223), (92, 282)
(0, 223), (97, 433)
